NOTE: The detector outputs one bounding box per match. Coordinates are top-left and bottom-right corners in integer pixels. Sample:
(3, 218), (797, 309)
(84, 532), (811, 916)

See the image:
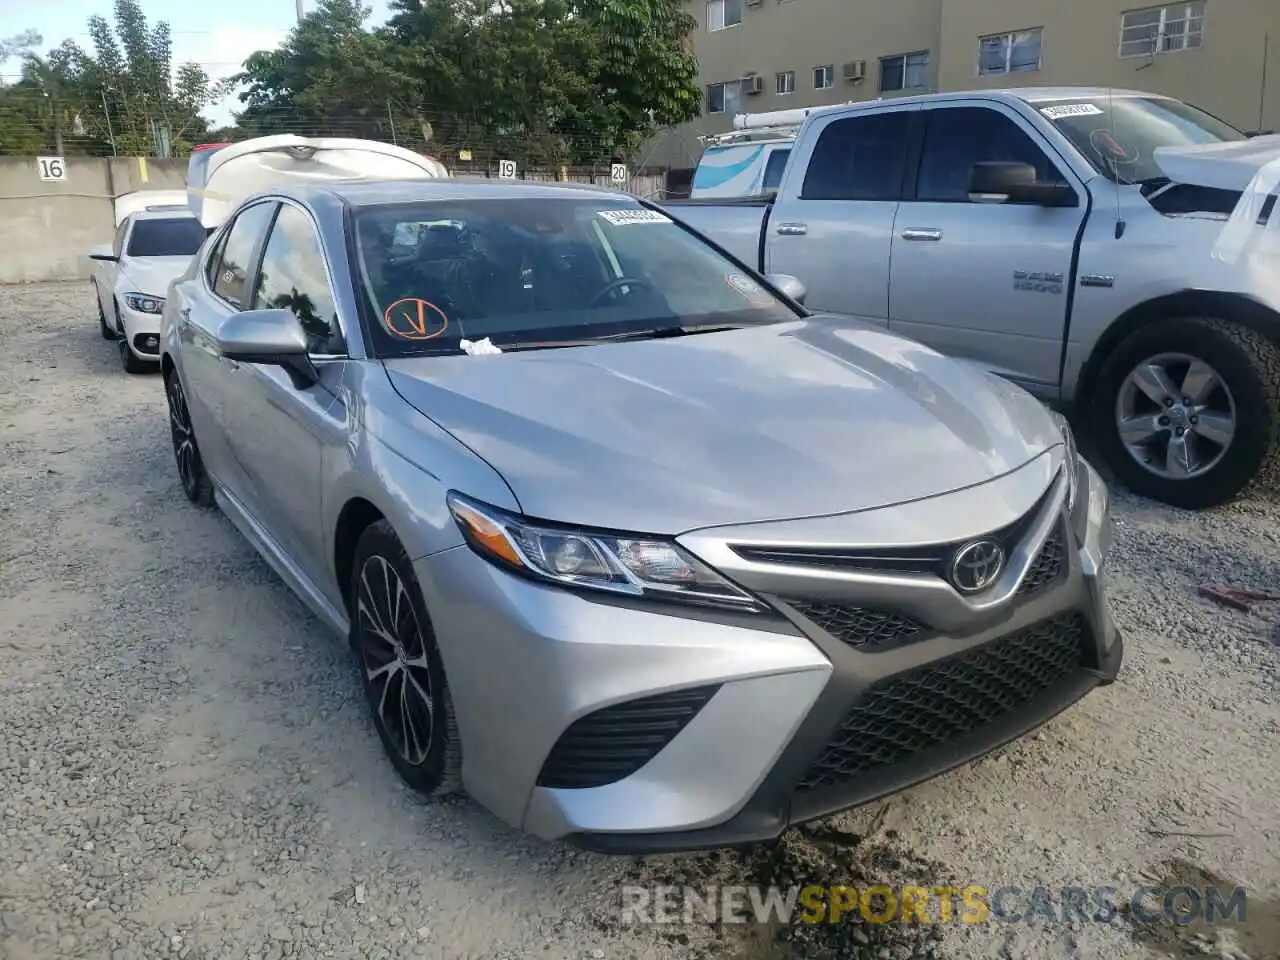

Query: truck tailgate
(659, 199), (770, 270)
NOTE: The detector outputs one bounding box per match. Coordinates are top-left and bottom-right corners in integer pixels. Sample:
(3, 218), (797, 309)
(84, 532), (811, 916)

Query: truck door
(887, 102), (1087, 389)
(765, 106), (916, 326)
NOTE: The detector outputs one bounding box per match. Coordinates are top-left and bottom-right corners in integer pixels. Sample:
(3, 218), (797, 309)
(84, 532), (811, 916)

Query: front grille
(536, 685), (720, 789)
(1017, 527), (1065, 597)
(789, 601), (924, 649)
(797, 613), (1087, 792)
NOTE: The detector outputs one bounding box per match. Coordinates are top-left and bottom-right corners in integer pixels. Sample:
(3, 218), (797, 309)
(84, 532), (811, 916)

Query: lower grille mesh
(797, 613), (1087, 792)
(536, 685), (720, 789)
(789, 602), (924, 649)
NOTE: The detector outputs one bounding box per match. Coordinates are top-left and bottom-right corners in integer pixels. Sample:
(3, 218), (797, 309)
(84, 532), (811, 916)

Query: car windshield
(1035, 96), (1246, 184)
(351, 196), (799, 357)
(127, 217), (208, 257)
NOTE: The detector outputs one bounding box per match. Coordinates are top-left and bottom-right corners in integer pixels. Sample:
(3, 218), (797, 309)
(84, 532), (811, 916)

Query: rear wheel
(1091, 316), (1280, 509)
(165, 371), (214, 507)
(349, 520), (462, 797)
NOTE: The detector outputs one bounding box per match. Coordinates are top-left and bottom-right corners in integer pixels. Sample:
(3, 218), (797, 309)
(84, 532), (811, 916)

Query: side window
(112, 218), (129, 257)
(204, 229), (229, 288)
(916, 107), (1064, 203)
(800, 111), (911, 201)
(252, 204), (343, 355)
(762, 149), (790, 191)
(211, 202), (277, 308)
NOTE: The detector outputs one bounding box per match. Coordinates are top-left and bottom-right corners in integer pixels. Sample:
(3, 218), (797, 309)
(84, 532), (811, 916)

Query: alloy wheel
(356, 555), (435, 766)
(1114, 352), (1237, 480)
(167, 376), (199, 498)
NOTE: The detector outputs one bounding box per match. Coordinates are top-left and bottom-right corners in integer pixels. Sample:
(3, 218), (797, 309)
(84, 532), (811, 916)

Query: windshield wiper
(490, 324), (746, 353)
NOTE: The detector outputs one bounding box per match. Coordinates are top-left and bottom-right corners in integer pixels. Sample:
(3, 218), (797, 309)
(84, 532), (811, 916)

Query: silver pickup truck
(662, 86), (1280, 510)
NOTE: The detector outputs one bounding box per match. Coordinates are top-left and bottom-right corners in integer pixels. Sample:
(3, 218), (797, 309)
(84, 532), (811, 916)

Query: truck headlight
(124, 293), (164, 314)
(446, 492), (762, 612)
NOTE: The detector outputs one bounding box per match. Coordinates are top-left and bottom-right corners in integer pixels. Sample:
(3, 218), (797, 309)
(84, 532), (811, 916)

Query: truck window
(762, 149), (790, 191)
(916, 107), (1063, 203)
(800, 112), (911, 202)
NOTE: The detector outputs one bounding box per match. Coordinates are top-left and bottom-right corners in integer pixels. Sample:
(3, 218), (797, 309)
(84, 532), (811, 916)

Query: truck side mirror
(968, 161), (1078, 208)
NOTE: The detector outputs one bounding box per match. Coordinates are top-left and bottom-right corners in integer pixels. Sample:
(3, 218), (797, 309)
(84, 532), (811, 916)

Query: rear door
(221, 201), (348, 588)
(764, 105), (917, 326)
(887, 101), (1087, 388)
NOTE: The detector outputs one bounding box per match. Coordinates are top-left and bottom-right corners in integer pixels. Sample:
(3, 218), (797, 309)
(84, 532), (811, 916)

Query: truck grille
(796, 613), (1087, 792)
(788, 601), (924, 649)
(536, 685), (720, 790)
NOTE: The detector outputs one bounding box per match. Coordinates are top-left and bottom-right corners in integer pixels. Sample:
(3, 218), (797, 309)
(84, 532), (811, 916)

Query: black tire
(1090, 316), (1280, 509)
(165, 370), (215, 507)
(95, 287), (114, 340)
(349, 520), (462, 797)
(115, 307), (154, 374)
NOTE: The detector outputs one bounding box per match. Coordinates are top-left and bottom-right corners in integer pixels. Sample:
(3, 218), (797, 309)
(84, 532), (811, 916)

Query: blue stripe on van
(692, 146), (764, 190)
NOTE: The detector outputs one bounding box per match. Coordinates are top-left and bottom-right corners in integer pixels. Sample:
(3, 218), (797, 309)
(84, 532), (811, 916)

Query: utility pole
(295, 0), (304, 21)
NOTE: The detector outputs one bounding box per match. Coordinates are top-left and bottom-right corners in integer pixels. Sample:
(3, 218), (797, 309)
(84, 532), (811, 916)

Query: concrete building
(646, 0), (1279, 170)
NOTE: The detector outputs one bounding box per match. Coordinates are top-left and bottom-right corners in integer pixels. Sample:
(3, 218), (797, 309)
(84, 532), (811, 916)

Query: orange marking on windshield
(382, 298), (449, 341)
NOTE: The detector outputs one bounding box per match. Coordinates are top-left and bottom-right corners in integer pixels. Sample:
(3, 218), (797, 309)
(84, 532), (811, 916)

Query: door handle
(901, 228), (942, 242)
(775, 222), (808, 236)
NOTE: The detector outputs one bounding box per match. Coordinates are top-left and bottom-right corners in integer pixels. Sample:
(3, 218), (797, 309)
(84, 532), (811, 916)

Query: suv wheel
(349, 520), (462, 797)
(1091, 316), (1280, 509)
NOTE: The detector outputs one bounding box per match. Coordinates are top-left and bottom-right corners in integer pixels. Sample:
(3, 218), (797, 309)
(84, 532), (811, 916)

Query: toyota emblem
(950, 539), (1005, 593)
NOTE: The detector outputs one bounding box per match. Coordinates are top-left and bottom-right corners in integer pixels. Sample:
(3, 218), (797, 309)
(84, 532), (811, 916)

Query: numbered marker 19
(498, 160), (517, 180)
(37, 156), (67, 182)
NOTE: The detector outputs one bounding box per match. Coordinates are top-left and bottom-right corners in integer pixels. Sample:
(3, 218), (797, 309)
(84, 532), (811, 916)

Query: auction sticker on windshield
(382, 298), (450, 341)
(597, 209), (671, 226)
(1040, 103), (1104, 120)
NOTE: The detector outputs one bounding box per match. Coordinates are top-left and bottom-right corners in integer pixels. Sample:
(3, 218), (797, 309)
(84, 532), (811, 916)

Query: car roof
(275, 176), (637, 210)
(128, 208), (201, 222)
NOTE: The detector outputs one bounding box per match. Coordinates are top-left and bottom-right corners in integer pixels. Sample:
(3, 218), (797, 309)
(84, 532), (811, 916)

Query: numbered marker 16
(37, 157), (67, 182)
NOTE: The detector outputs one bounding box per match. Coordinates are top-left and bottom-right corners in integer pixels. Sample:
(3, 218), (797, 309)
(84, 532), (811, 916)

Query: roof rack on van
(699, 102), (860, 147)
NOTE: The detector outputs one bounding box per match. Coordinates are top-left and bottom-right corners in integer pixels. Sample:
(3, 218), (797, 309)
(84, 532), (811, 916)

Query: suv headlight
(446, 492), (762, 612)
(1050, 411), (1080, 511)
(124, 293), (164, 314)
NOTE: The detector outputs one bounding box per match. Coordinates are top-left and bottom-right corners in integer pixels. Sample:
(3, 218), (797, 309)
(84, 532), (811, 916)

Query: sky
(0, 0), (393, 124)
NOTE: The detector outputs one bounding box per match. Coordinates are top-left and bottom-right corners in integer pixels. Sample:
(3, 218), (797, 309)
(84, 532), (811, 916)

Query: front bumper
(118, 304), (162, 357)
(416, 448), (1120, 854)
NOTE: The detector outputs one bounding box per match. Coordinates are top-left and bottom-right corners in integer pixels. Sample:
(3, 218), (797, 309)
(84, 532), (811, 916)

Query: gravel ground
(0, 281), (1277, 960)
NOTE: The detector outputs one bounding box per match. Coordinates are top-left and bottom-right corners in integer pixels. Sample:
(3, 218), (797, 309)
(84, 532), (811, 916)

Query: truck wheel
(1091, 317), (1280, 509)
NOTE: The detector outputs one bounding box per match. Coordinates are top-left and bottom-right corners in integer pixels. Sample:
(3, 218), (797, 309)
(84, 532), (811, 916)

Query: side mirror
(88, 245), (118, 262)
(216, 309), (316, 383)
(768, 273), (808, 305)
(968, 161), (1078, 208)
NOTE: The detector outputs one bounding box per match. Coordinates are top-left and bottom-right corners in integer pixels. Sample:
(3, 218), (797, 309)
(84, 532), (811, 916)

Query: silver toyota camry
(160, 177), (1122, 853)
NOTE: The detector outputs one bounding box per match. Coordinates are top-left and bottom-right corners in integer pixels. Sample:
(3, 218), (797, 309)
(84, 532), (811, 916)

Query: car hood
(383, 319), (1062, 534)
(1153, 134), (1280, 192)
(120, 256), (193, 299)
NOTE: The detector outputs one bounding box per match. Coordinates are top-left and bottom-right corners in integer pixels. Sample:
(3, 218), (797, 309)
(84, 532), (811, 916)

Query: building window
(978, 28), (1043, 75)
(707, 0), (742, 32)
(707, 80), (744, 115)
(813, 64), (834, 89)
(1119, 2), (1205, 57)
(879, 51), (929, 92)
(776, 70), (795, 95)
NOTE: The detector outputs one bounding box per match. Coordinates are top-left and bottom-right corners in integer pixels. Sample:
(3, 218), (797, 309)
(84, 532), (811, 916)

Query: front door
(221, 202), (349, 588)
(887, 102), (1087, 388)
(765, 106), (916, 326)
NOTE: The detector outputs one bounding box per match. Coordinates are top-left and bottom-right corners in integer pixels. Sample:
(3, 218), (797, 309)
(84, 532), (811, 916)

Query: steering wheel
(588, 276), (655, 307)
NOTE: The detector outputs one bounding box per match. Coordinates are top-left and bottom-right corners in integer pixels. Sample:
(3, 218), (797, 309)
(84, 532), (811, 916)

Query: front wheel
(165, 372), (214, 507)
(349, 520), (462, 797)
(1091, 316), (1280, 509)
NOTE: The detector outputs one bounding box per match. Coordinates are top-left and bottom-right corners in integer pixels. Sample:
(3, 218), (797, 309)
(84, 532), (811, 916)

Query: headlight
(124, 293), (164, 314)
(446, 492), (762, 611)
(1050, 411), (1079, 511)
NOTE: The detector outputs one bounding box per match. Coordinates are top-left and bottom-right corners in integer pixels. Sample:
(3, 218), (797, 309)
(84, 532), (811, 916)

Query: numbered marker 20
(610, 163), (628, 184)
(498, 159), (517, 180)
(37, 156), (67, 182)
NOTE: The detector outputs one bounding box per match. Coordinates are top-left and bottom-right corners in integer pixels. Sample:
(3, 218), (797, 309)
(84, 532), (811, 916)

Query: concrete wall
(0, 157), (189, 284)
